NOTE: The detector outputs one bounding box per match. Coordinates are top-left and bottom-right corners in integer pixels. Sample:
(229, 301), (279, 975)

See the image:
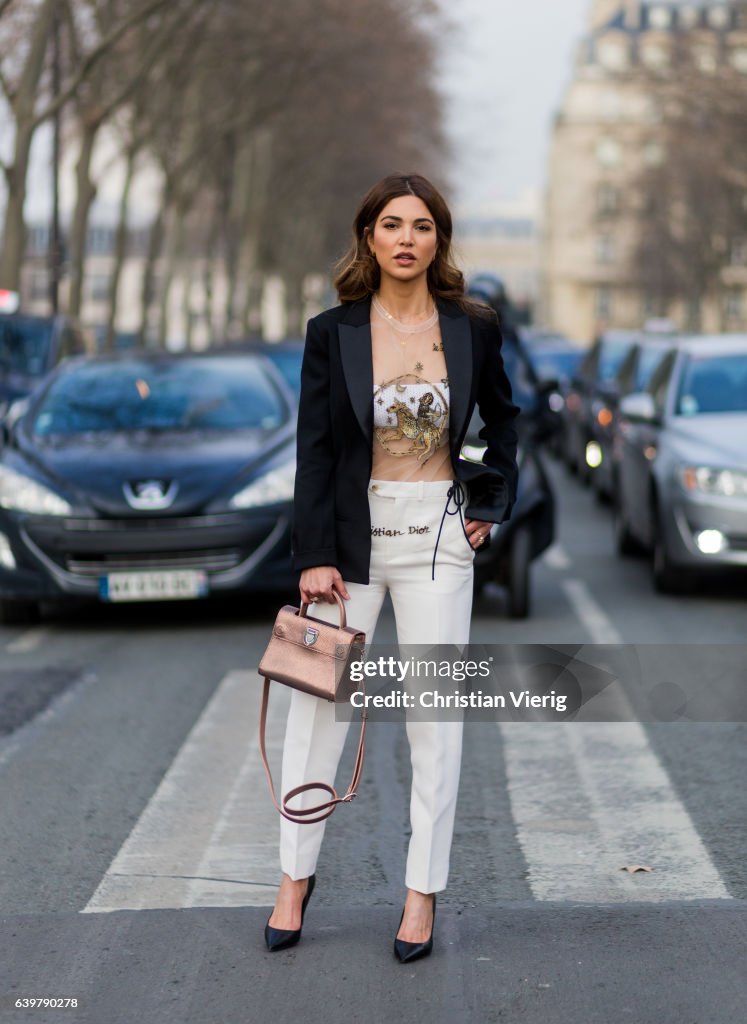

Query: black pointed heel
(264, 874), (316, 952)
(393, 893), (436, 964)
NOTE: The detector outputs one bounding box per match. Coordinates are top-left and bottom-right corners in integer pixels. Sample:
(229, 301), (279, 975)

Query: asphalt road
(0, 455), (745, 1024)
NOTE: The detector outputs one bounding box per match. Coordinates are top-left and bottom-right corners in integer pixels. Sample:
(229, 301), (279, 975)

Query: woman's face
(367, 195), (438, 286)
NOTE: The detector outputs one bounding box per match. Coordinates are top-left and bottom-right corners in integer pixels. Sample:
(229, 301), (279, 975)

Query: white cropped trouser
(279, 477), (475, 894)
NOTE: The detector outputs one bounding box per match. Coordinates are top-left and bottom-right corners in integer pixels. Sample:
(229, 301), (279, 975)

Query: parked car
(587, 334), (677, 502)
(463, 332), (557, 618)
(561, 330), (640, 480)
(0, 350), (298, 623)
(232, 338), (304, 404)
(613, 334), (747, 592)
(0, 312), (92, 419)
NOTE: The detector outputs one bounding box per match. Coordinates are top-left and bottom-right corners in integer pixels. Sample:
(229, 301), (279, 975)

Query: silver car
(614, 335), (747, 592)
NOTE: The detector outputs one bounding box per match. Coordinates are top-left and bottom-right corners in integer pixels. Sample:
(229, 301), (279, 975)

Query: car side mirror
(619, 392), (658, 423)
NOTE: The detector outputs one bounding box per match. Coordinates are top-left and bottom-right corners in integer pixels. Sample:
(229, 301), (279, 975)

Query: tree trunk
(137, 184), (170, 348)
(67, 123), (99, 318)
(0, 0), (57, 292)
(157, 202), (187, 349)
(105, 141), (138, 351)
(284, 273), (305, 338)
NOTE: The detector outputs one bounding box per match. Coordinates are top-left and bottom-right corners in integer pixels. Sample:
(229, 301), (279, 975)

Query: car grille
(64, 549), (243, 577)
(23, 512), (286, 579)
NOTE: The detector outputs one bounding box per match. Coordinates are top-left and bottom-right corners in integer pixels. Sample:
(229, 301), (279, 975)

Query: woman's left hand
(464, 518), (493, 549)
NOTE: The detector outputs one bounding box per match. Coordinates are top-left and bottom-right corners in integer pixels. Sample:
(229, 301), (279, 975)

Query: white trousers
(279, 478), (475, 893)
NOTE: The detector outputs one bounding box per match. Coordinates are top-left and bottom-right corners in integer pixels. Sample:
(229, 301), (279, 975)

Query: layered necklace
(372, 293), (439, 375)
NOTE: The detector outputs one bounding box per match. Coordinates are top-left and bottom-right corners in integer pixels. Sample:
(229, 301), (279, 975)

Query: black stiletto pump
(393, 893), (436, 964)
(264, 874), (316, 952)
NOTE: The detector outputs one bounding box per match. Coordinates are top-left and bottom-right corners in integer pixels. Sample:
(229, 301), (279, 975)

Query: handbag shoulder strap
(259, 677), (367, 825)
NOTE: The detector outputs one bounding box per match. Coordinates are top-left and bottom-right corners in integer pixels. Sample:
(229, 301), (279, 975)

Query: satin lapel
(440, 311), (473, 447)
(338, 320), (373, 447)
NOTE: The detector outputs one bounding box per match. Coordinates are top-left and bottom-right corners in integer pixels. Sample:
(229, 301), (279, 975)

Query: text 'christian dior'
(371, 525), (431, 537)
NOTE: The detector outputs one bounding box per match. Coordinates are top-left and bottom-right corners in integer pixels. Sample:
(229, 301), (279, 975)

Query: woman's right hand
(299, 566), (350, 605)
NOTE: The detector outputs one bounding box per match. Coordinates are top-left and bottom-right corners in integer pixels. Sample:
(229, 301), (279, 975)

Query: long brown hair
(333, 173), (494, 320)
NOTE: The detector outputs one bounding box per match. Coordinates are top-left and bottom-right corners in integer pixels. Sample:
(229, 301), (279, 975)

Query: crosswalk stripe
(4, 627), (50, 654)
(500, 719), (731, 902)
(82, 669), (286, 912)
(561, 579), (623, 643)
(83, 668), (731, 913)
(542, 543), (572, 570)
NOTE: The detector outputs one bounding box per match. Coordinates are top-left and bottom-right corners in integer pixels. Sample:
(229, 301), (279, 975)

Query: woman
(265, 173), (519, 962)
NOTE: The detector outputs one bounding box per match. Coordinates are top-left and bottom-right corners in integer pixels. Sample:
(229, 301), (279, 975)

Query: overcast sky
(440, 0), (592, 215)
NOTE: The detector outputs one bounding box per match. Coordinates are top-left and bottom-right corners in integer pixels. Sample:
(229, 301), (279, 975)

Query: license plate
(99, 569), (209, 602)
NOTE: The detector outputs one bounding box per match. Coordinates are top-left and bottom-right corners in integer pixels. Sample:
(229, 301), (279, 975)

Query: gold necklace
(372, 294), (438, 338)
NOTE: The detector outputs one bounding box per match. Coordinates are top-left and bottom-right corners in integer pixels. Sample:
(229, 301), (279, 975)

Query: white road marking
(561, 578), (623, 643)
(500, 719), (731, 902)
(82, 669), (288, 912)
(542, 544), (572, 570)
(5, 628), (50, 654)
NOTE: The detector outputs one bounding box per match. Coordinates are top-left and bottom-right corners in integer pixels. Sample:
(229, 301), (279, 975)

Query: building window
(730, 48), (747, 74)
(597, 183), (620, 216)
(595, 287), (613, 319)
(596, 137), (621, 168)
(598, 40), (629, 71)
(723, 290), (743, 321)
(87, 226), (114, 256)
(640, 42), (669, 69)
(595, 234), (617, 265)
(88, 273), (110, 303)
(27, 225), (50, 256)
(707, 5), (730, 30)
(29, 272), (49, 302)
(694, 46), (718, 73)
(648, 6), (672, 30)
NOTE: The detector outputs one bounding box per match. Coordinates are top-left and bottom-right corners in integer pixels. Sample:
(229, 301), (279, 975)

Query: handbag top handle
(298, 589), (347, 628)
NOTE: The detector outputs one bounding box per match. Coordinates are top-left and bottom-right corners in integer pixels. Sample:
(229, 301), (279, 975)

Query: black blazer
(291, 295), (520, 585)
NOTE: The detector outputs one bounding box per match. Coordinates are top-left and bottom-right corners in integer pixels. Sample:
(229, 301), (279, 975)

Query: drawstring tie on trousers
(431, 481), (472, 581)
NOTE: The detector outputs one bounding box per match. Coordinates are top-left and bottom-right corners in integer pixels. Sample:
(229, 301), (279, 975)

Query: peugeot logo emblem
(304, 627), (319, 647)
(123, 479), (178, 510)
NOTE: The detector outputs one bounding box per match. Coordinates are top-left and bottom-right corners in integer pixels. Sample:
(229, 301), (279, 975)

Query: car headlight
(229, 458), (296, 509)
(0, 465), (73, 515)
(679, 465), (747, 497)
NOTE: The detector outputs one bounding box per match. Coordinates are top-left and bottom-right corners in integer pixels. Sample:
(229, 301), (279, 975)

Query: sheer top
(370, 295), (453, 481)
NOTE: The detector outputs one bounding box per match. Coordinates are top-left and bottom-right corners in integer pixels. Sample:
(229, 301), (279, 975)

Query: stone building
(542, 0), (747, 342)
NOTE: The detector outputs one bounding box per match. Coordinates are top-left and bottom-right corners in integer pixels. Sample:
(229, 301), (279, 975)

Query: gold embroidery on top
(374, 376), (448, 465)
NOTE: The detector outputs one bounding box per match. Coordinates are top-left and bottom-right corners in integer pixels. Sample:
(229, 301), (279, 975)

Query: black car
(587, 334), (677, 502)
(561, 330), (640, 481)
(0, 312), (92, 418)
(0, 350), (298, 623)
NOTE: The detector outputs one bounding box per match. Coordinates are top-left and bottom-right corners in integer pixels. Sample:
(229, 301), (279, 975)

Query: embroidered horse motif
(383, 394), (444, 463)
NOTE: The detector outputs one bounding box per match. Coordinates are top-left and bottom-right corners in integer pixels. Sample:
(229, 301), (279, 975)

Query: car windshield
(31, 356), (289, 435)
(0, 316), (53, 377)
(676, 353), (747, 415)
(635, 347), (670, 390)
(599, 339), (635, 381)
(529, 348), (582, 381)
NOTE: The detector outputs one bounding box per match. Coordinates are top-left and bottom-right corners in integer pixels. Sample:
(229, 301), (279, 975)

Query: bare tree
(0, 0), (175, 291)
(631, 23), (747, 329)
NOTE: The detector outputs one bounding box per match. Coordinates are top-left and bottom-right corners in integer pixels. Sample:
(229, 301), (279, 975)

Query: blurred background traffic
(1, 0), (746, 625)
